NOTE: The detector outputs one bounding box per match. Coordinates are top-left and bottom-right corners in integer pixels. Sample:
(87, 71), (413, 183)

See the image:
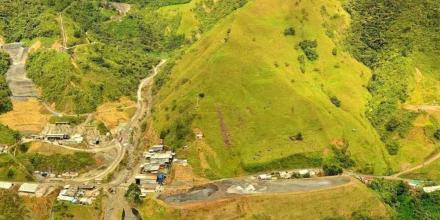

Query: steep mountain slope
(346, 0), (440, 172)
(152, 0), (391, 178)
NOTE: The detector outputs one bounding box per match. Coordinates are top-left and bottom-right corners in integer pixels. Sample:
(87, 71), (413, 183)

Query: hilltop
(152, 0), (391, 178)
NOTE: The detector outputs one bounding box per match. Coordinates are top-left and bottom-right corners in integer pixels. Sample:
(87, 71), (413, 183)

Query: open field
(27, 141), (75, 155)
(152, 0), (389, 178)
(140, 181), (390, 220)
(0, 98), (49, 133)
(95, 97), (136, 130)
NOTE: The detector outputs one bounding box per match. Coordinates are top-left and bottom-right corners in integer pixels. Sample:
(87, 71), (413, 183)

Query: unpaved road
(404, 104), (440, 113)
(103, 60), (166, 220)
(393, 151), (440, 178)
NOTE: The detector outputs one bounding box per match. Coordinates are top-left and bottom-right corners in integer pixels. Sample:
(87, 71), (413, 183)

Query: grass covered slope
(152, 0), (390, 178)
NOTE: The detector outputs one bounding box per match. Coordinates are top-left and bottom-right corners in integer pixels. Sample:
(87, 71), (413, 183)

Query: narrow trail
(392, 151), (440, 178)
(403, 104), (440, 114)
(59, 13), (67, 49)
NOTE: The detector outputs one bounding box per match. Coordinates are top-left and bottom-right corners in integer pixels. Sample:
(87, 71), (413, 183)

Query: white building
(18, 183), (39, 196)
(423, 185), (440, 193)
(149, 145), (164, 153)
(0, 181), (13, 190)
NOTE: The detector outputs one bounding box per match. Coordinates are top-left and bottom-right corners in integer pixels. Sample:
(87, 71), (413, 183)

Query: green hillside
(152, 0), (392, 178)
(346, 0), (440, 172)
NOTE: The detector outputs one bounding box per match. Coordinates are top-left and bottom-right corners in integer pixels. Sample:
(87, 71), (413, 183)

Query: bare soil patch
(0, 98), (49, 133)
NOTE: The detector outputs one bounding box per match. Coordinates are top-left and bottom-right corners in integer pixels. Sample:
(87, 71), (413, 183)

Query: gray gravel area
(1, 43), (39, 100)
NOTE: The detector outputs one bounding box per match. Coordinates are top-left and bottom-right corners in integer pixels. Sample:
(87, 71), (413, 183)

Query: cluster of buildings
(257, 169), (321, 180)
(134, 144), (175, 197)
(34, 170), (79, 179)
(0, 182), (55, 197)
(32, 122), (108, 146)
(57, 184), (99, 205)
(140, 145), (175, 174)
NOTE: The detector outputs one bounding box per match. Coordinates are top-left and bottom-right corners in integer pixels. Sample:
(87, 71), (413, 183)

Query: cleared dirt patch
(0, 98), (49, 133)
(1, 43), (39, 99)
(95, 97), (136, 130)
(27, 141), (74, 155)
(159, 184), (219, 203)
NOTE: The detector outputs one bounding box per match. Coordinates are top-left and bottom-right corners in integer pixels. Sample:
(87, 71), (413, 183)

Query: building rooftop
(19, 183), (39, 193)
(0, 181), (13, 189)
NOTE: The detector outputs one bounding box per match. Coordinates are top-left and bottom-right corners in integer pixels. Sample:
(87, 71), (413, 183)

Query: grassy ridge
(152, 0), (390, 178)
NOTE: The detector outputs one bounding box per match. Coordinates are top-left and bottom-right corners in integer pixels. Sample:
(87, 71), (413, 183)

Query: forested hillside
(0, 0), (185, 113)
(346, 0), (440, 171)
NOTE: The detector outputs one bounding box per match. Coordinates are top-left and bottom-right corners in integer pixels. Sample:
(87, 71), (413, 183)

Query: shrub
(97, 121), (110, 135)
(331, 145), (355, 168)
(19, 143), (29, 153)
(385, 117), (400, 132)
(323, 163), (343, 176)
(298, 40), (319, 61)
(385, 141), (400, 155)
(6, 168), (15, 179)
(330, 96), (341, 107)
(434, 129), (440, 140)
(125, 183), (142, 204)
(289, 132), (303, 141)
(283, 27), (296, 36)
(332, 48), (337, 56)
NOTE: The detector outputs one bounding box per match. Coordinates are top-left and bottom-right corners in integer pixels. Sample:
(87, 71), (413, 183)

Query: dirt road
(102, 60), (166, 220)
(404, 104), (440, 113)
(393, 151), (440, 178)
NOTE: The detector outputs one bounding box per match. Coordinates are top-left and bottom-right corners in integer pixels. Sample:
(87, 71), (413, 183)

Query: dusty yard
(27, 141), (74, 155)
(95, 97), (136, 130)
(0, 98), (49, 133)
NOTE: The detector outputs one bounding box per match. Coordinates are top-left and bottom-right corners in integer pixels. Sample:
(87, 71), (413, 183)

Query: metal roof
(0, 181), (12, 189)
(19, 183), (39, 193)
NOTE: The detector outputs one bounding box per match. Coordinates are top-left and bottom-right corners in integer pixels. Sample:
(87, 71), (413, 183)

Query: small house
(18, 183), (39, 196)
(149, 145), (164, 153)
(257, 174), (272, 180)
(423, 185), (440, 193)
(0, 181), (13, 190)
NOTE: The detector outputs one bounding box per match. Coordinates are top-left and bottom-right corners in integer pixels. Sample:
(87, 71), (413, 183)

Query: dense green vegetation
(345, 0), (440, 159)
(125, 183), (142, 204)
(0, 124), (20, 145)
(194, 0), (247, 32)
(18, 152), (95, 173)
(0, 0), (188, 113)
(115, 0), (191, 8)
(243, 152), (323, 173)
(370, 179), (440, 219)
(0, 51), (12, 114)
